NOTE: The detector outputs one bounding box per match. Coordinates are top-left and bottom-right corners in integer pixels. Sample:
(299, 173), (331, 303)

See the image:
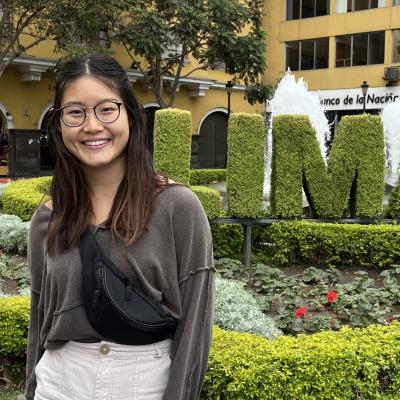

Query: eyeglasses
(58, 101), (123, 127)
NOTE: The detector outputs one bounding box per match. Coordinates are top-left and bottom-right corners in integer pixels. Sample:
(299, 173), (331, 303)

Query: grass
(0, 389), (23, 400)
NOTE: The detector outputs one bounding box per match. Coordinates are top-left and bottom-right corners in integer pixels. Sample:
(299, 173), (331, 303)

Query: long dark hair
(46, 54), (166, 256)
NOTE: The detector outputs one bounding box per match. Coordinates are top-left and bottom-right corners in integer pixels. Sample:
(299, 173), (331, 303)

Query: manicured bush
(270, 114), (384, 218)
(387, 183), (400, 218)
(211, 224), (243, 260)
(227, 113), (265, 217)
(2, 177), (51, 221)
(0, 182), (10, 205)
(153, 109), (192, 186)
(0, 215), (29, 254)
(189, 169), (226, 185)
(190, 185), (221, 219)
(215, 277), (281, 339)
(201, 324), (400, 399)
(258, 220), (400, 268)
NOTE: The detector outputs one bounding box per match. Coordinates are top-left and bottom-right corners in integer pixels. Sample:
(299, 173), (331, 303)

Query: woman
(24, 55), (215, 400)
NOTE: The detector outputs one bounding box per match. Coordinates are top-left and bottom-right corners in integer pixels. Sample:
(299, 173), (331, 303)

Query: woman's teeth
(83, 139), (110, 146)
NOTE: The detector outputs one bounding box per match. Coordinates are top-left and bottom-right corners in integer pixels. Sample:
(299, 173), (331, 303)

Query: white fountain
(381, 100), (400, 189)
(264, 71), (331, 202)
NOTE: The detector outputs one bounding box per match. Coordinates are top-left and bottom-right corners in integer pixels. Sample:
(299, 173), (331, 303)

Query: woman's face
(59, 75), (130, 174)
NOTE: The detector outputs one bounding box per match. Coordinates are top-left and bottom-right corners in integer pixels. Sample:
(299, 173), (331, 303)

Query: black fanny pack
(79, 229), (176, 345)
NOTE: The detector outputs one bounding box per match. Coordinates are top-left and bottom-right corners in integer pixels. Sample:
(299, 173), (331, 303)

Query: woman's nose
(83, 109), (103, 132)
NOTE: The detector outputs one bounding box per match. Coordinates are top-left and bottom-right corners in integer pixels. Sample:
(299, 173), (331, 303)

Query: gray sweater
(24, 185), (215, 400)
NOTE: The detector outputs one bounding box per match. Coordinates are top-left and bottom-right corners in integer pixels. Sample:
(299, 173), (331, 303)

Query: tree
(0, 0), (116, 77)
(114, 0), (266, 108)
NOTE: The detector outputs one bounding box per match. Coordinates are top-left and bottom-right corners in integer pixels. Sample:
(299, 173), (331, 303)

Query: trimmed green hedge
(190, 185), (221, 220)
(2, 177), (51, 221)
(153, 109), (192, 186)
(227, 113), (265, 218)
(270, 114), (384, 218)
(211, 224), (243, 260)
(202, 324), (400, 399)
(4, 296), (400, 399)
(258, 220), (400, 268)
(387, 183), (400, 218)
(189, 169), (226, 185)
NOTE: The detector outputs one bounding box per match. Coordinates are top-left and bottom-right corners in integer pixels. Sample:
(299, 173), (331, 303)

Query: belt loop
(154, 343), (162, 359)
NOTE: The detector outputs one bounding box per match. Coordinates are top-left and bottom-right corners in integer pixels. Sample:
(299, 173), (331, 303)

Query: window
(335, 31), (384, 67)
(287, 0), (329, 20)
(286, 38), (329, 71)
(336, 0), (386, 13)
(392, 30), (400, 63)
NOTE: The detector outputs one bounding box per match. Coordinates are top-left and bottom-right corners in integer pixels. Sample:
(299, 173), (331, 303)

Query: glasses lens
(94, 101), (120, 123)
(61, 105), (85, 127)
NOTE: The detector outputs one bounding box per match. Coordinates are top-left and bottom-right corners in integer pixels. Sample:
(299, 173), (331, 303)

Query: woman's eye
(66, 108), (84, 116)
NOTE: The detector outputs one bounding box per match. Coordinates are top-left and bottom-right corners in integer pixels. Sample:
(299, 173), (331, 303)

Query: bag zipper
(98, 266), (170, 331)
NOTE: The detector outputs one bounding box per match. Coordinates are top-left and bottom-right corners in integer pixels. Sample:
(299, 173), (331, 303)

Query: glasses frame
(58, 100), (123, 127)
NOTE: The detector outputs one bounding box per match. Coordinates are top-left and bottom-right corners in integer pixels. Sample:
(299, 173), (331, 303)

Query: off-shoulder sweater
(24, 185), (215, 400)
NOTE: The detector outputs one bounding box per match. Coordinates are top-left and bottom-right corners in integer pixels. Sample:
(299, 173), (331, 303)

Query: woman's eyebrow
(61, 98), (121, 106)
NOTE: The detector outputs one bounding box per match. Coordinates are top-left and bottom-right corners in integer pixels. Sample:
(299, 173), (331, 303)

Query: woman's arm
(162, 189), (215, 400)
(24, 208), (48, 400)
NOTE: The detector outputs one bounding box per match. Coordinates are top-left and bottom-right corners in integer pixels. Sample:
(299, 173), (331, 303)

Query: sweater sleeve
(162, 188), (215, 400)
(24, 208), (48, 400)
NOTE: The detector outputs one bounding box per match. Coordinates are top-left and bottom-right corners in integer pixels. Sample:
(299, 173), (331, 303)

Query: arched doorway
(144, 105), (161, 154)
(197, 111), (228, 169)
(39, 110), (55, 170)
(0, 111), (9, 176)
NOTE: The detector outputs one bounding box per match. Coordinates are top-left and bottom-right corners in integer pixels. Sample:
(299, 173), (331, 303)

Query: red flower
(326, 291), (338, 304)
(294, 306), (307, 318)
(388, 316), (396, 323)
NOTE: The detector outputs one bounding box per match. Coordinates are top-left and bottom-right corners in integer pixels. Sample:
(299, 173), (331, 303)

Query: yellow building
(0, 41), (261, 177)
(263, 0), (400, 129)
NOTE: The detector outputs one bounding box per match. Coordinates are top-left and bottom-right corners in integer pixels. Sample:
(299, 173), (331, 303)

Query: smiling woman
(23, 55), (215, 400)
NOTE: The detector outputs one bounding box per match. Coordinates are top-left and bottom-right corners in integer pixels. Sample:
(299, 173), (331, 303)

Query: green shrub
(259, 220), (400, 268)
(211, 224), (243, 260)
(2, 177), (51, 221)
(0, 215), (29, 254)
(215, 277), (281, 339)
(189, 169), (226, 185)
(0, 183), (11, 206)
(227, 113), (265, 217)
(190, 185), (221, 219)
(201, 323), (400, 399)
(387, 183), (400, 218)
(153, 109), (192, 186)
(270, 114), (384, 218)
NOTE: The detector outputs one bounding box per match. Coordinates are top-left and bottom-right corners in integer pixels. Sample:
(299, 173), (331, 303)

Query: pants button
(99, 344), (110, 355)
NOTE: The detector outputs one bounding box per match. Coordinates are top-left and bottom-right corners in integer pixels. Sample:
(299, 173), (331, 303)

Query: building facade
(0, 41), (261, 177)
(262, 0), (400, 131)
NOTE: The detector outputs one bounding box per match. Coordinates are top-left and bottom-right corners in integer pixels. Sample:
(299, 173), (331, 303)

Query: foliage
(0, 255), (30, 291)
(0, 297), (29, 386)
(153, 109), (192, 186)
(189, 169), (226, 185)
(113, 0), (266, 108)
(2, 177), (51, 222)
(261, 220), (400, 269)
(201, 324), (400, 399)
(0, 183), (10, 205)
(227, 113), (265, 217)
(270, 114), (385, 218)
(214, 277), (281, 339)
(211, 225), (243, 260)
(0, 215), (29, 254)
(190, 186), (221, 219)
(244, 82), (275, 105)
(386, 182), (400, 218)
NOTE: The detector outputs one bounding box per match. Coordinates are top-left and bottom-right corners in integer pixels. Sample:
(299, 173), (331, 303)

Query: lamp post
(226, 80), (233, 118)
(361, 81), (369, 113)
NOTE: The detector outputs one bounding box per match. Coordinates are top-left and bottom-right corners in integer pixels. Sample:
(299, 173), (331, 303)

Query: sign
(313, 86), (400, 111)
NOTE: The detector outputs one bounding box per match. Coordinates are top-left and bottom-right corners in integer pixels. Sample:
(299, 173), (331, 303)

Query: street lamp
(361, 81), (369, 113)
(226, 80), (234, 118)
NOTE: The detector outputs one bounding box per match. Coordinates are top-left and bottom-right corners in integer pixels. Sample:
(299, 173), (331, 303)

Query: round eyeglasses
(58, 101), (123, 127)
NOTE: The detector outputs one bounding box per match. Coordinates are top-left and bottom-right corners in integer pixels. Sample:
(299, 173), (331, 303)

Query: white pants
(34, 339), (172, 400)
